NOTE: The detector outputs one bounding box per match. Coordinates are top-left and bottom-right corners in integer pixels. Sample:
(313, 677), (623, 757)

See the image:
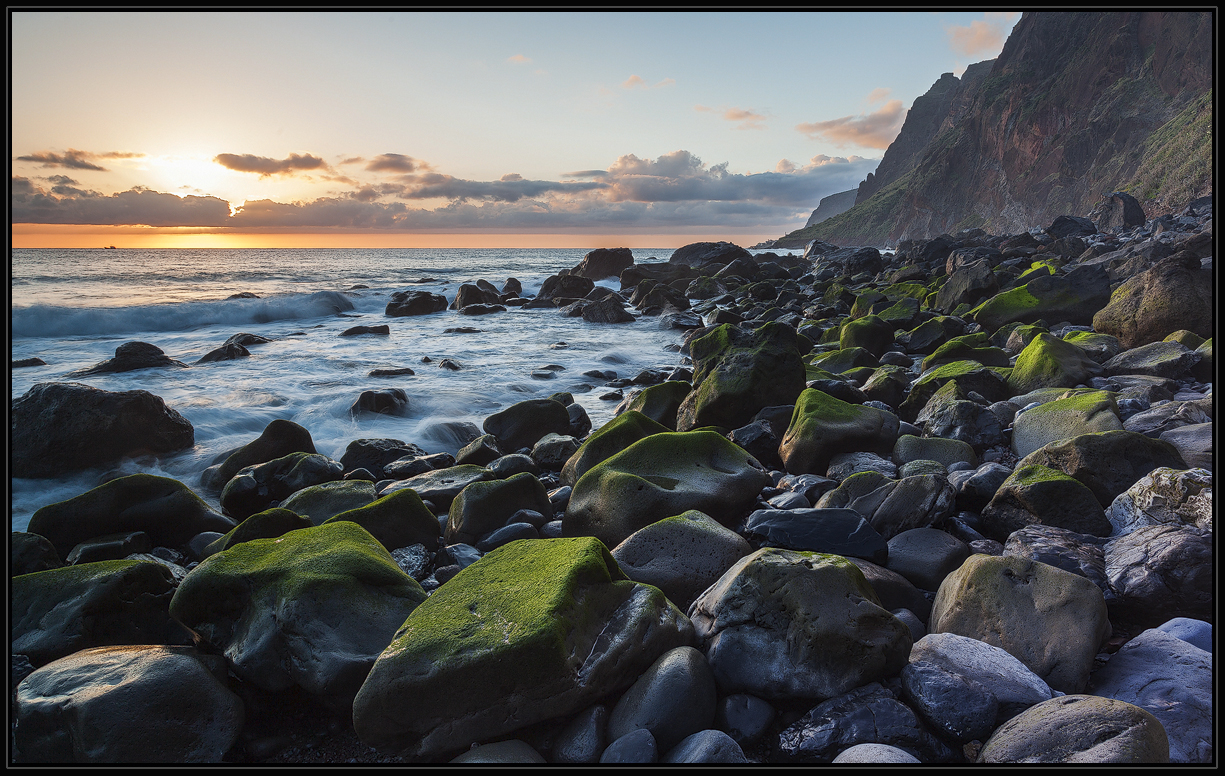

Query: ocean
(10, 247), (700, 532)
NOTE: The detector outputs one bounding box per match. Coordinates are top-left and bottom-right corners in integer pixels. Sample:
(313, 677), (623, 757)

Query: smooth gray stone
(714, 693), (775, 746)
(607, 646), (717, 752)
(1155, 617), (1211, 652)
(1089, 628), (1210, 763)
(832, 743), (922, 763)
(908, 632), (1056, 722)
(449, 739), (546, 763)
(552, 704), (608, 764)
(663, 729), (748, 763)
(600, 729), (658, 764)
(885, 527), (970, 591)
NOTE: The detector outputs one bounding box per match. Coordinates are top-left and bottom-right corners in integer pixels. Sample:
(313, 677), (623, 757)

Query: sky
(10, 10), (1020, 248)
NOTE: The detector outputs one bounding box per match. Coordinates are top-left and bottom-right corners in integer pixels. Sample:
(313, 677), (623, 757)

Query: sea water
(10, 247), (694, 531)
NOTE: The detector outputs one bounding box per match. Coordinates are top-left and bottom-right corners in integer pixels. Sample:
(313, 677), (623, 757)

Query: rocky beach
(10, 192), (1214, 763)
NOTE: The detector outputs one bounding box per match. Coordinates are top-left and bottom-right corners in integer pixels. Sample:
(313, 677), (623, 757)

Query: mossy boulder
(676, 322), (806, 432)
(202, 507), (311, 558)
(922, 333), (1010, 371)
(219, 452), (344, 520)
(807, 347), (880, 375)
(169, 521), (427, 706)
(897, 360), (1011, 423)
(979, 464), (1112, 541)
(27, 474), (235, 561)
(325, 489), (442, 553)
(849, 290), (889, 319)
(351, 536), (695, 760)
(971, 265), (1111, 332)
(931, 555), (1111, 694)
(1091, 250), (1213, 349)
(934, 259), (999, 313)
(900, 316), (966, 354)
(565, 431), (770, 549)
(978, 695), (1169, 763)
(876, 297), (921, 330)
(483, 398), (573, 453)
(278, 480), (378, 525)
(1102, 340), (1201, 379)
(690, 548), (912, 701)
(1007, 333), (1102, 395)
(859, 365), (912, 409)
(13, 560), (184, 668)
(780, 389), (900, 476)
(891, 435), (977, 470)
(1061, 330), (1123, 364)
(623, 381), (691, 431)
(560, 410), (670, 486)
(446, 472), (552, 545)
(1011, 390), (1122, 458)
(200, 419), (316, 490)
(839, 315), (895, 358)
(1016, 430), (1188, 508)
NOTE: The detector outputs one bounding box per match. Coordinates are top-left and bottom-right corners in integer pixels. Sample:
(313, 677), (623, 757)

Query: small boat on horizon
(104, 245), (117, 249)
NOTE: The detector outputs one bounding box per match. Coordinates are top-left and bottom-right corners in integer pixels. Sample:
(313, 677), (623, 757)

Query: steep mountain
(803, 188), (857, 227)
(777, 11), (1212, 247)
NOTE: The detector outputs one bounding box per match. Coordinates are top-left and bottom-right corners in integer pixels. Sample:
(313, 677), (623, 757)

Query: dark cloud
(11, 178), (231, 226)
(561, 170), (609, 179)
(391, 172), (607, 203)
(365, 153), (430, 173)
(15, 149), (107, 171)
(45, 175), (80, 185)
(213, 152), (328, 177)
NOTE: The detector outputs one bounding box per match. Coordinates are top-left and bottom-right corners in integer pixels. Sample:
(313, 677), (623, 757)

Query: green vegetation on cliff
(1123, 89), (1213, 212)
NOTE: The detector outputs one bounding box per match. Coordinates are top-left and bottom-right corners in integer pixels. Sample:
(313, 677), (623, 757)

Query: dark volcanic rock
(573, 247), (635, 279)
(12, 383), (194, 479)
(195, 342), (250, 363)
(340, 324), (390, 336)
(72, 341), (189, 376)
(581, 296), (636, 323)
(386, 290), (448, 316)
(350, 388), (409, 416)
(13, 357), (47, 368)
(668, 241), (753, 267)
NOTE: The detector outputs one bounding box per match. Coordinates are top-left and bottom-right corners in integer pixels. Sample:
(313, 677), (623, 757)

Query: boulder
(620, 381), (690, 430)
(1011, 390), (1121, 458)
(446, 472), (552, 545)
(897, 360), (1010, 423)
(379, 464), (493, 512)
(536, 273), (596, 302)
(219, 452), (344, 520)
(560, 410), (670, 486)
(1104, 524), (1212, 628)
(743, 508), (888, 564)
(1089, 627), (1211, 763)
(885, 527), (970, 592)
(340, 438), (428, 480)
(10, 532), (62, 576)
(564, 431), (769, 549)
(1158, 423), (1212, 470)
(1091, 191), (1147, 232)
(668, 241), (752, 267)
(908, 632), (1057, 723)
(892, 434), (977, 469)
(321, 488), (441, 553)
(169, 521), (427, 706)
(573, 247), (634, 279)
(1105, 467), (1212, 536)
(483, 398), (573, 453)
(202, 507), (312, 557)
(779, 389), (899, 475)
(980, 464), (1112, 541)
(899, 659), (998, 744)
(70, 341), (189, 376)
(934, 259), (999, 313)
(12, 382), (194, 479)
(1016, 430), (1188, 508)
(1007, 333), (1102, 394)
(351, 537), (695, 760)
(12, 645), (243, 763)
(978, 695), (1168, 763)
(1092, 250), (1213, 349)
(838, 315), (894, 358)
(610, 510), (752, 611)
(201, 419), (316, 490)
(690, 548), (912, 702)
(675, 322), (806, 432)
(195, 342), (250, 363)
(1103, 340), (1201, 379)
(607, 646), (717, 752)
(930, 554), (1111, 694)
(581, 295), (636, 323)
(385, 290), (448, 316)
(449, 740), (545, 764)
(350, 388), (409, 416)
(972, 264), (1111, 332)
(12, 560), (184, 668)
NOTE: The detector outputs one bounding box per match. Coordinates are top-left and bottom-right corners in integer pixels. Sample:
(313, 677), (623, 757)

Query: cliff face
(804, 188), (858, 227)
(785, 11), (1212, 247)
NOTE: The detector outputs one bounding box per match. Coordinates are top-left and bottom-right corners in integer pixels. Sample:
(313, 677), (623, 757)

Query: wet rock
(71, 341), (189, 376)
(978, 695), (1168, 763)
(1104, 524), (1212, 628)
(385, 290), (448, 316)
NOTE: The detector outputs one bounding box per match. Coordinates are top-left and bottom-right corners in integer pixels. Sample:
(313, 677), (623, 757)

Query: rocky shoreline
(10, 195), (1213, 764)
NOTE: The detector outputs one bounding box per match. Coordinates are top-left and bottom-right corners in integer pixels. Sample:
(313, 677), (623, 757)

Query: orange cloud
(695, 105), (767, 130)
(946, 12), (1019, 57)
(507, 54), (530, 64)
(795, 99), (906, 150)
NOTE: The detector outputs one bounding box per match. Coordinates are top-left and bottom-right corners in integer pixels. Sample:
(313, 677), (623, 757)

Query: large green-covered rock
(807, 347), (879, 375)
(483, 398), (573, 453)
(446, 472), (552, 545)
(978, 695), (1169, 763)
(169, 521), (426, 706)
(202, 507), (312, 557)
(13, 645), (244, 763)
(922, 333), (1010, 371)
(560, 410), (670, 486)
(780, 389), (900, 475)
(897, 360), (1011, 423)
(931, 555), (1111, 694)
(839, 315), (895, 358)
(325, 489), (441, 553)
(219, 452), (343, 520)
(1007, 333), (1102, 394)
(27, 474), (235, 561)
(278, 480), (378, 525)
(623, 381), (692, 430)
(860, 365), (911, 409)
(1091, 250), (1213, 349)
(690, 548), (912, 701)
(675, 322), (806, 432)
(1062, 330), (1123, 364)
(351, 537), (695, 760)
(13, 560), (184, 668)
(565, 431), (770, 549)
(1017, 430), (1188, 508)
(972, 265), (1111, 333)
(979, 464), (1111, 541)
(1011, 390), (1122, 458)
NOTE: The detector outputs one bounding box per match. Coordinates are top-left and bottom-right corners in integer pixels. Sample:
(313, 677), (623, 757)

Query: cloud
(365, 153), (430, 174)
(45, 175), (80, 186)
(695, 105), (768, 130)
(866, 87), (892, 105)
(622, 75), (675, 90)
(383, 172), (608, 203)
(946, 12), (1019, 57)
(795, 99), (906, 149)
(338, 156), (365, 165)
(11, 177), (232, 225)
(213, 152), (328, 177)
(507, 54), (531, 64)
(14, 149), (143, 171)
